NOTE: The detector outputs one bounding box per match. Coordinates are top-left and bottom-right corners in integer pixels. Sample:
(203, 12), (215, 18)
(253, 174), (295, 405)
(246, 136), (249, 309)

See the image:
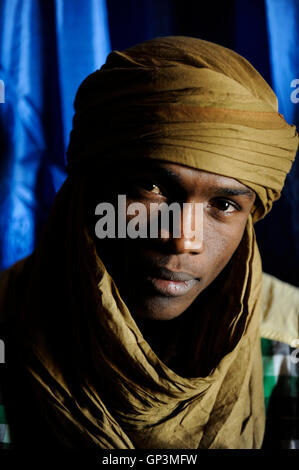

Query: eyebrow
(137, 164), (183, 185)
(151, 166), (182, 182)
(211, 186), (255, 199)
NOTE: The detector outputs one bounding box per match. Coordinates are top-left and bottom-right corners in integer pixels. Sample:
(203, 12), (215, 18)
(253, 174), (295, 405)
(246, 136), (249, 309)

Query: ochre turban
(67, 36), (298, 221)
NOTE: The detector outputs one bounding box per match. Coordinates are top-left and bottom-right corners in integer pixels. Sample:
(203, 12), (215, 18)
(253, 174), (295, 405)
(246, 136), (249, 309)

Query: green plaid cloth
(0, 406), (10, 449)
(262, 338), (299, 449)
(0, 337), (298, 449)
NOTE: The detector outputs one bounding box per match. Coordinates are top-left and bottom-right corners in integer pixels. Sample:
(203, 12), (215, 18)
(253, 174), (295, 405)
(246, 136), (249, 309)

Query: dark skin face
(93, 160), (256, 324)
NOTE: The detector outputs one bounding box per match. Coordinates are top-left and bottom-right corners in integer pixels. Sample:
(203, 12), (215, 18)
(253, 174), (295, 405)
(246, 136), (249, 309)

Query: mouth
(146, 277), (199, 297)
(144, 266), (201, 297)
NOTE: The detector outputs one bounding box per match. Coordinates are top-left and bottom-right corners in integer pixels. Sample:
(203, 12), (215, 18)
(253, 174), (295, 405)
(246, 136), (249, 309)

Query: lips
(147, 277), (198, 297)
(143, 266), (200, 297)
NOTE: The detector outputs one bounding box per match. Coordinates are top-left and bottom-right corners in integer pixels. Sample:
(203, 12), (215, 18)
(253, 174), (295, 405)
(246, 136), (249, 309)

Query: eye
(142, 182), (163, 195)
(127, 179), (165, 197)
(209, 198), (240, 214)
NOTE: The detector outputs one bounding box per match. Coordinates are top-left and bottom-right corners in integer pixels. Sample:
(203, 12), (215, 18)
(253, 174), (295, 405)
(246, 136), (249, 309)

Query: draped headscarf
(1, 36), (298, 449)
(68, 36), (298, 221)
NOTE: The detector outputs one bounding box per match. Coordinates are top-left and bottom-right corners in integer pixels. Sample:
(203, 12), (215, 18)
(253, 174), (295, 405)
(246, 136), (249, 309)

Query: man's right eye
(140, 182), (163, 194)
(127, 179), (165, 197)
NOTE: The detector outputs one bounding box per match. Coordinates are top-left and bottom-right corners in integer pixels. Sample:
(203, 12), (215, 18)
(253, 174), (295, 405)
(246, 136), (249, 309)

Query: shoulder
(260, 274), (299, 449)
(0, 259), (30, 449)
(0, 327), (11, 448)
(0, 257), (31, 324)
(260, 272), (299, 346)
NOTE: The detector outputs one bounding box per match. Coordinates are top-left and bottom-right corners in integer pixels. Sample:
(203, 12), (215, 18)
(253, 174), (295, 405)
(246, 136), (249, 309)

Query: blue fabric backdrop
(0, 0), (110, 270)
(0, 0), (298, 285)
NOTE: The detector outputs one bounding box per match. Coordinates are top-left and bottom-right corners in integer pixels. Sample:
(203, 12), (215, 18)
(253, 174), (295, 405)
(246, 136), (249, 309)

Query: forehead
(125, 159), (254, 193)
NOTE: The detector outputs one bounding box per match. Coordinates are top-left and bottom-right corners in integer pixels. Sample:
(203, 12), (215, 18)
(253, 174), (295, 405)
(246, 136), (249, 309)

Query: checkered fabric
(0, 405), (10, 449)
(262, 338), (299, 449)
(0, 337), (299, 449)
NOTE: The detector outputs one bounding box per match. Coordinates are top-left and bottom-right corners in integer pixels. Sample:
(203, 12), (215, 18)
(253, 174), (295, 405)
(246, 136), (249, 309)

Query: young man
(0, 36), (299, 449)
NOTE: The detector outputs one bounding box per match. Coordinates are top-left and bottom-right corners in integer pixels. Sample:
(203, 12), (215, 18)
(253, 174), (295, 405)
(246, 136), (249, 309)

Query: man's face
(94, 160), (256, 322)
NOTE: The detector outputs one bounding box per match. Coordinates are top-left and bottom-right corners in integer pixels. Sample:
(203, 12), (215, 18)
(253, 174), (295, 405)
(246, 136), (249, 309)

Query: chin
(129, 296), (192, 322)
(135, 310), (183, 321)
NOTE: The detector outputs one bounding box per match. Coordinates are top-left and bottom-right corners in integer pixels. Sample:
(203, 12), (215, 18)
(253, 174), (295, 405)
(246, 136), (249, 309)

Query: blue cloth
(265, 0), (299, 271)
(0, 0), (110, 271)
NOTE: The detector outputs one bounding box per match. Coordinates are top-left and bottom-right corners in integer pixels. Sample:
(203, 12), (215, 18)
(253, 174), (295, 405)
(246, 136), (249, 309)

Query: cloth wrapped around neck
(2, 176), (265, 449)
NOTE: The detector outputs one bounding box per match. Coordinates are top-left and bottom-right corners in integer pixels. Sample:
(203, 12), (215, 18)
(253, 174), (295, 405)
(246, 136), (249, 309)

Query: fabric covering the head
(67, 36), (298, 221)
(0, 37), (298, 450)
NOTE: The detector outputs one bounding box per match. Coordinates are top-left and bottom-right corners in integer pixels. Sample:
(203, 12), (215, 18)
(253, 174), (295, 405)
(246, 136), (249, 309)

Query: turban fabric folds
(1, 37), (298, 449)
(67, 36), (298, 221)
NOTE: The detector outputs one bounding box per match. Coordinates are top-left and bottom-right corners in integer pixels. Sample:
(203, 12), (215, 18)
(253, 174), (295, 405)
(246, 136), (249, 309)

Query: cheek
(204, 219), (247, 274)
(125, 199), (151, 228)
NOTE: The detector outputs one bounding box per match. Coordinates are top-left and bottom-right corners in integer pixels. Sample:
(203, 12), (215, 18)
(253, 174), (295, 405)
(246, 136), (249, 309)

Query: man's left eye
(209, 199), (239, 213)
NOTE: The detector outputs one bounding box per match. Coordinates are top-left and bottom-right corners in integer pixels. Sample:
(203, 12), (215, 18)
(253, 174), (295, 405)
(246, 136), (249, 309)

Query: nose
(158, 200), (204, 254)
